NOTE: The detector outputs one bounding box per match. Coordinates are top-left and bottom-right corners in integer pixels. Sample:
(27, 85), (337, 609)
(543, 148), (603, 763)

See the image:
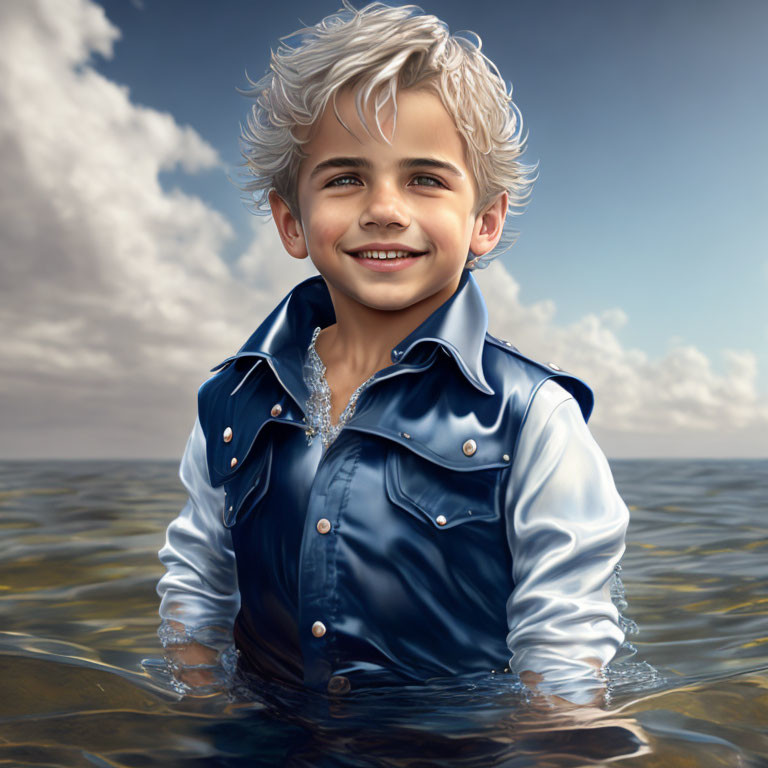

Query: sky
(0, 0), (766, 459)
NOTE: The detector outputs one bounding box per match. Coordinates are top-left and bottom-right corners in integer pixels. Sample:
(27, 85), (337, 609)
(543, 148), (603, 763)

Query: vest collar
(210, 268), (493, 408)
(389, 268), (493, 395)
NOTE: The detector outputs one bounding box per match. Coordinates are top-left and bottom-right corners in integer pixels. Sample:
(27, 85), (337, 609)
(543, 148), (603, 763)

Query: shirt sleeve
(505, 378), (629, 703)
(156, 415), (240, 653)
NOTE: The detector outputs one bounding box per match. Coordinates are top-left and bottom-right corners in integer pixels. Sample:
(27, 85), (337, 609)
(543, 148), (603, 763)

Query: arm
(505, 379), (629, 707)
(156, 415), (240, 691)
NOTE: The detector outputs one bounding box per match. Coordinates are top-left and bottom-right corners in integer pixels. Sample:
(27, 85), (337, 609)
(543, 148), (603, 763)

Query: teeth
(355, 250), (421, 259)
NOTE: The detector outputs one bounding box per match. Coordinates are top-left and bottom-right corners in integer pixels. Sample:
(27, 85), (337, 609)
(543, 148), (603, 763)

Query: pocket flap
(385, 445), (502, 530)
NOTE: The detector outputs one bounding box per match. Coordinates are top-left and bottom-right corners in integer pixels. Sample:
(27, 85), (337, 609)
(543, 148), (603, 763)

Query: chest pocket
(222, 438), (273, 529)
(385, 445), (503, 530)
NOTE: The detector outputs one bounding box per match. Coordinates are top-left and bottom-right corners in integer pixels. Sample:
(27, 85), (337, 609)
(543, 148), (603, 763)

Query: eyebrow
(309, 156), (464, 180)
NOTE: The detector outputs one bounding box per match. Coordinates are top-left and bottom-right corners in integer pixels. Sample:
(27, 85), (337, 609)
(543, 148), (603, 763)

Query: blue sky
(0, 0), (765, 457)
(96, 0), (768, 380)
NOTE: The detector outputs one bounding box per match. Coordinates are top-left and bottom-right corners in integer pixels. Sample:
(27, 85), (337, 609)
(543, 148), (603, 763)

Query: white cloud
(0, 0), (764, 458)
(0, 0), (313, 457)
(479, 262), (768, 454)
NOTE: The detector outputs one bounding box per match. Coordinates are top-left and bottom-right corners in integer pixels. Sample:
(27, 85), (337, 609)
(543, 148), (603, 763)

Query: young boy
(156, 0), (629, 707)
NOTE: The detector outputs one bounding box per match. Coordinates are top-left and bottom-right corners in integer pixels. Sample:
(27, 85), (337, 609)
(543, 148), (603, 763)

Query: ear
(269, 190), (308, 260)
(469, 191), (509, 256)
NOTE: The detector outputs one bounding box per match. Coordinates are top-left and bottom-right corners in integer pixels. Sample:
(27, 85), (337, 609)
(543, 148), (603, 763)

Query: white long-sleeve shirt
(157, 374), (629, 702)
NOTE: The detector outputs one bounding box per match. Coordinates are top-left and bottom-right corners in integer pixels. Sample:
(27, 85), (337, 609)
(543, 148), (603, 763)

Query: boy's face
(271, 86), (507, 314)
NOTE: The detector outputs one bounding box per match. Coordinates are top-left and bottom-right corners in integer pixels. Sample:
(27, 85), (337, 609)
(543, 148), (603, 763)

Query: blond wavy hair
(236, 0), (538, 268)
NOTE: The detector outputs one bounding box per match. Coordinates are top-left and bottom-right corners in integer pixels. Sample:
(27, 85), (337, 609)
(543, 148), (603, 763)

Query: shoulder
(482, 332), (595, 423)
(484, 331), (568, 382)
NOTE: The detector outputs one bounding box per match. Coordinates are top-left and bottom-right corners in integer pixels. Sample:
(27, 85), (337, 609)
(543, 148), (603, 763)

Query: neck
(316, 275), (462, 376)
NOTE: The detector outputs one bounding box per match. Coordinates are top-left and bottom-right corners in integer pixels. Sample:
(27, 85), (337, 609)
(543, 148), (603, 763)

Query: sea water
(0, 458), (766, 766)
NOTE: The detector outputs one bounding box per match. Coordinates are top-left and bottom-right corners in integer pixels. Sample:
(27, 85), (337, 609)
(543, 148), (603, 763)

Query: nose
(359, 180), (409, 230)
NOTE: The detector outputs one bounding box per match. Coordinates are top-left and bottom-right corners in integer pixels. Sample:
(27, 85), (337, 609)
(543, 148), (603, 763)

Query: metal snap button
(223, 426), (233, 443)
(271, 403), (282, 417)
(316, 518), (331, 534)
(502, 453), (510, 462)
(436, 515), (447, 526)
(230, 457), (238, 468)
(462, 439), (477, 456)
(327, 675), (351, 695)
(311, 621), (326, 638)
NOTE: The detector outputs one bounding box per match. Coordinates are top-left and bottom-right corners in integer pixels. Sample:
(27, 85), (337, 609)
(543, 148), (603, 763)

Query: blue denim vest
(197, 269), (592, 693)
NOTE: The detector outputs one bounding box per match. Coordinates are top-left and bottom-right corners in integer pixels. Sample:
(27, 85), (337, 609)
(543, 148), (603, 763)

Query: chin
(351, 284), (424, 312)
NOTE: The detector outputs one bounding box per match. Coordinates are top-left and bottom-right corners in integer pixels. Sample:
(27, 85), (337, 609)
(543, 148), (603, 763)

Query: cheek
(420, 204), (470, 242)
(306, 213), (345, 246)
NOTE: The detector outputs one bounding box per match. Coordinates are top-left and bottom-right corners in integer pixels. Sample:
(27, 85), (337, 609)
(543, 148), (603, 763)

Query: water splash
(604, 563), (666, 704)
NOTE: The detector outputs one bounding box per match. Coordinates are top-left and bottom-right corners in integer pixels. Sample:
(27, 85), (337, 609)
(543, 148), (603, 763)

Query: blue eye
(325, 174), (445, 189)
(327, 175), (361, 187)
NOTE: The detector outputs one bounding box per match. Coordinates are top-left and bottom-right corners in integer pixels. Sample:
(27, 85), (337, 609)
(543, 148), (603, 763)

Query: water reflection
(0, 459), (766, 766)
(217, 671), (652, 767)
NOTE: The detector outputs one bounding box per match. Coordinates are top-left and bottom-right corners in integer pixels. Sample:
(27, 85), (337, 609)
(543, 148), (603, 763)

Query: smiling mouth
(347, 249), (428, 260)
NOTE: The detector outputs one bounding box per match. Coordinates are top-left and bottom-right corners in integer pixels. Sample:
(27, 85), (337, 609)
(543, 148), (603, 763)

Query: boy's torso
(197, 271), (592, 694)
